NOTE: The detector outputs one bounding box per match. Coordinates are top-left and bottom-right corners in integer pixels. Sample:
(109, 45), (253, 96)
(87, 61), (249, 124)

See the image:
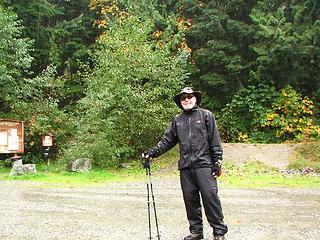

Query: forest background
(0, 0), (319, 168)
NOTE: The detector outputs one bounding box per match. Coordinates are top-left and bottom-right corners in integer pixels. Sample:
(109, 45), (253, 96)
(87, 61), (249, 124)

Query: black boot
(184, 232), (204, 240)
(213, 235), (225, 240)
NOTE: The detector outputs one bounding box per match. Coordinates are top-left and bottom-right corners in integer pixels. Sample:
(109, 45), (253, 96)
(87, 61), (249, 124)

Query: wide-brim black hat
(173, 87), (202, 109)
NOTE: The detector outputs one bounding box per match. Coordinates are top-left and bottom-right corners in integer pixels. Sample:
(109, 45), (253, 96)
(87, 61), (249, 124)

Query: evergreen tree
(250, 0), (320, 101)
(4, 0), (99, 75)
(184, 0), (257, 110)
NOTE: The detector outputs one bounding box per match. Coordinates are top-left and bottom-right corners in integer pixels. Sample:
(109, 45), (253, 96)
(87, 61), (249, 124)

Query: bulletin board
(0, 119), (24, 153)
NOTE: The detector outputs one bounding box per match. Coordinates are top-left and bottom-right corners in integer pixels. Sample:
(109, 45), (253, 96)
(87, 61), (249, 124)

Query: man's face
(180, 94), (196, 110)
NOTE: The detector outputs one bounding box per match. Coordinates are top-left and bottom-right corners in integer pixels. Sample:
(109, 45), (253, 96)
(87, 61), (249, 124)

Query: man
(142, 87), (228, 240)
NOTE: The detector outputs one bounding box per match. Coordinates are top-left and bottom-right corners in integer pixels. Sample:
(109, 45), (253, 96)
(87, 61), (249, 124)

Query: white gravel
(0, 177), (319, 240)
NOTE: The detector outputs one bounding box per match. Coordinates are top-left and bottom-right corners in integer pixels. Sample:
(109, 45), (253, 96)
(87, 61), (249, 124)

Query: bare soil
(223, 143), (299, 169)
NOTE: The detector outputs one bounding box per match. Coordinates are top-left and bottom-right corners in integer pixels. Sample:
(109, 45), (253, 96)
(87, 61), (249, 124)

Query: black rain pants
(180, 168), (228, 236)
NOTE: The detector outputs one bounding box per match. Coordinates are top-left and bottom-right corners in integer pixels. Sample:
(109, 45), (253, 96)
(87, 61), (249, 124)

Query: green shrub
(11, 67), (75, 163)
(64, 15), (187, 167)
(219, 85), (319, 143)
(260, 86), (320, 142)
(218, 84), (278, 142)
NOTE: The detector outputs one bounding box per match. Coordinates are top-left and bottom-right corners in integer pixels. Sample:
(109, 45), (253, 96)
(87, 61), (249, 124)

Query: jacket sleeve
(150, 118), (179, 158)
(205, 111), (223, 162)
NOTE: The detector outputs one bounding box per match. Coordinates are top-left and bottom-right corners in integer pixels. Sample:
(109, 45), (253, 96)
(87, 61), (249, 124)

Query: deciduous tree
(0, 5), (33, 115)
(65, 16), (187, 166)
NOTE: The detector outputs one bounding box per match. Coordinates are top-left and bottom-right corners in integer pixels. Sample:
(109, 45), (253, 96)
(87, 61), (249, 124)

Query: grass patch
(220, 160), (320, 188)
(0, 145), (319, 188)
(219, 173), (320, 188)
(0, 164), (147, 187)
(0, 164), (319, 188)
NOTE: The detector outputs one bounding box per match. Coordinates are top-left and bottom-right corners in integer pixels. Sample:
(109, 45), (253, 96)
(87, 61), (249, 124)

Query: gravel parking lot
(0, 177), (319, 240)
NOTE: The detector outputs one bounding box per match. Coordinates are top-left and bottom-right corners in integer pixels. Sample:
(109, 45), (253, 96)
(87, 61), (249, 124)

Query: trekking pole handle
(142, 154), (152, 170)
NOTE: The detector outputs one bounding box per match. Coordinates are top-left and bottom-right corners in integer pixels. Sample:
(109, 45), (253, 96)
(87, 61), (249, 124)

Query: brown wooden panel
(0, 119), (24, 153)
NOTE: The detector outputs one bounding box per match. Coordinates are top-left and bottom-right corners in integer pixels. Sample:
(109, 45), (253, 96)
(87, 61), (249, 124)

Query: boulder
(66, 158), (92, 173)
(120, 163), (131, 169)
(10, 155), (23, 167)
(12, 159), (23, 167)
(11, 164), (37, 176)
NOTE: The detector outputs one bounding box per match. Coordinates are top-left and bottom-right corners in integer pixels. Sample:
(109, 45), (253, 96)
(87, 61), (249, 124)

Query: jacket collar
(183, 106), (199, 114)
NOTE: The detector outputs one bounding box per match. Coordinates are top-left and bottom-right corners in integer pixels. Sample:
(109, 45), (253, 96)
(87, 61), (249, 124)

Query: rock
(10, 164), (37, 176)
(10, 155), (23, 167)
(280, 167), (318, 176)
(66, 158), (92, 173)
(120, 163), (131, 169)
(12, 159), (23, 167)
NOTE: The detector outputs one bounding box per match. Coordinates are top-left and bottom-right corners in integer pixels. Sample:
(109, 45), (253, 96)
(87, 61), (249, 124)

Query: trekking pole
(146, 166), (152, 239)
(147, 166), (161, 240)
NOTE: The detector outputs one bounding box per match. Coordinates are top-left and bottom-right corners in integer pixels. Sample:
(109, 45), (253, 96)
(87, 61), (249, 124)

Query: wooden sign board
(0, 119), (24, 153)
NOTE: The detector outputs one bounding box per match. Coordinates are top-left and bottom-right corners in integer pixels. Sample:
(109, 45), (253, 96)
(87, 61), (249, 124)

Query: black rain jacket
(150, 107), (223, 170)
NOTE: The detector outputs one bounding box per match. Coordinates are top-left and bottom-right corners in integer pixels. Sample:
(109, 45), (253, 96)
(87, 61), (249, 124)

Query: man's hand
(212, 160), (222, 178)
(141, 151), (152, 168)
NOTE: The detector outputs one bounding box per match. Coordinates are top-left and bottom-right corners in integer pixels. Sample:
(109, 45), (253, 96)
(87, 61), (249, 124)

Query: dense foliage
(250, 0), (320, 99)
(0, 1), (319, 166)
(63, 16), (186, 167)
(184, 0), (257, 109)
(184, 0), (319, 107)
(3, 0), (99, 75)
(0, 6), (73, 162)
(0, 6), (33, 115)
(219, 85), (318, 142)
(11, 67), (74, 162)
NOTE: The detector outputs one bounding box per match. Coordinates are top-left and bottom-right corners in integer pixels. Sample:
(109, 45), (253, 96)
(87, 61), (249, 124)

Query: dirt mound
(223, 143), (299, 169)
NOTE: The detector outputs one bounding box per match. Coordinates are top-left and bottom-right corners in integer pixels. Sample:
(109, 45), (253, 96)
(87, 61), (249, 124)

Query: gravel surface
(0, 176), (319, 240)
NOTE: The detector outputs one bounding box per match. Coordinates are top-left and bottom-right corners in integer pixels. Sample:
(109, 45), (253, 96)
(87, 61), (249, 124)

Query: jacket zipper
(188, 116), (192, 167)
